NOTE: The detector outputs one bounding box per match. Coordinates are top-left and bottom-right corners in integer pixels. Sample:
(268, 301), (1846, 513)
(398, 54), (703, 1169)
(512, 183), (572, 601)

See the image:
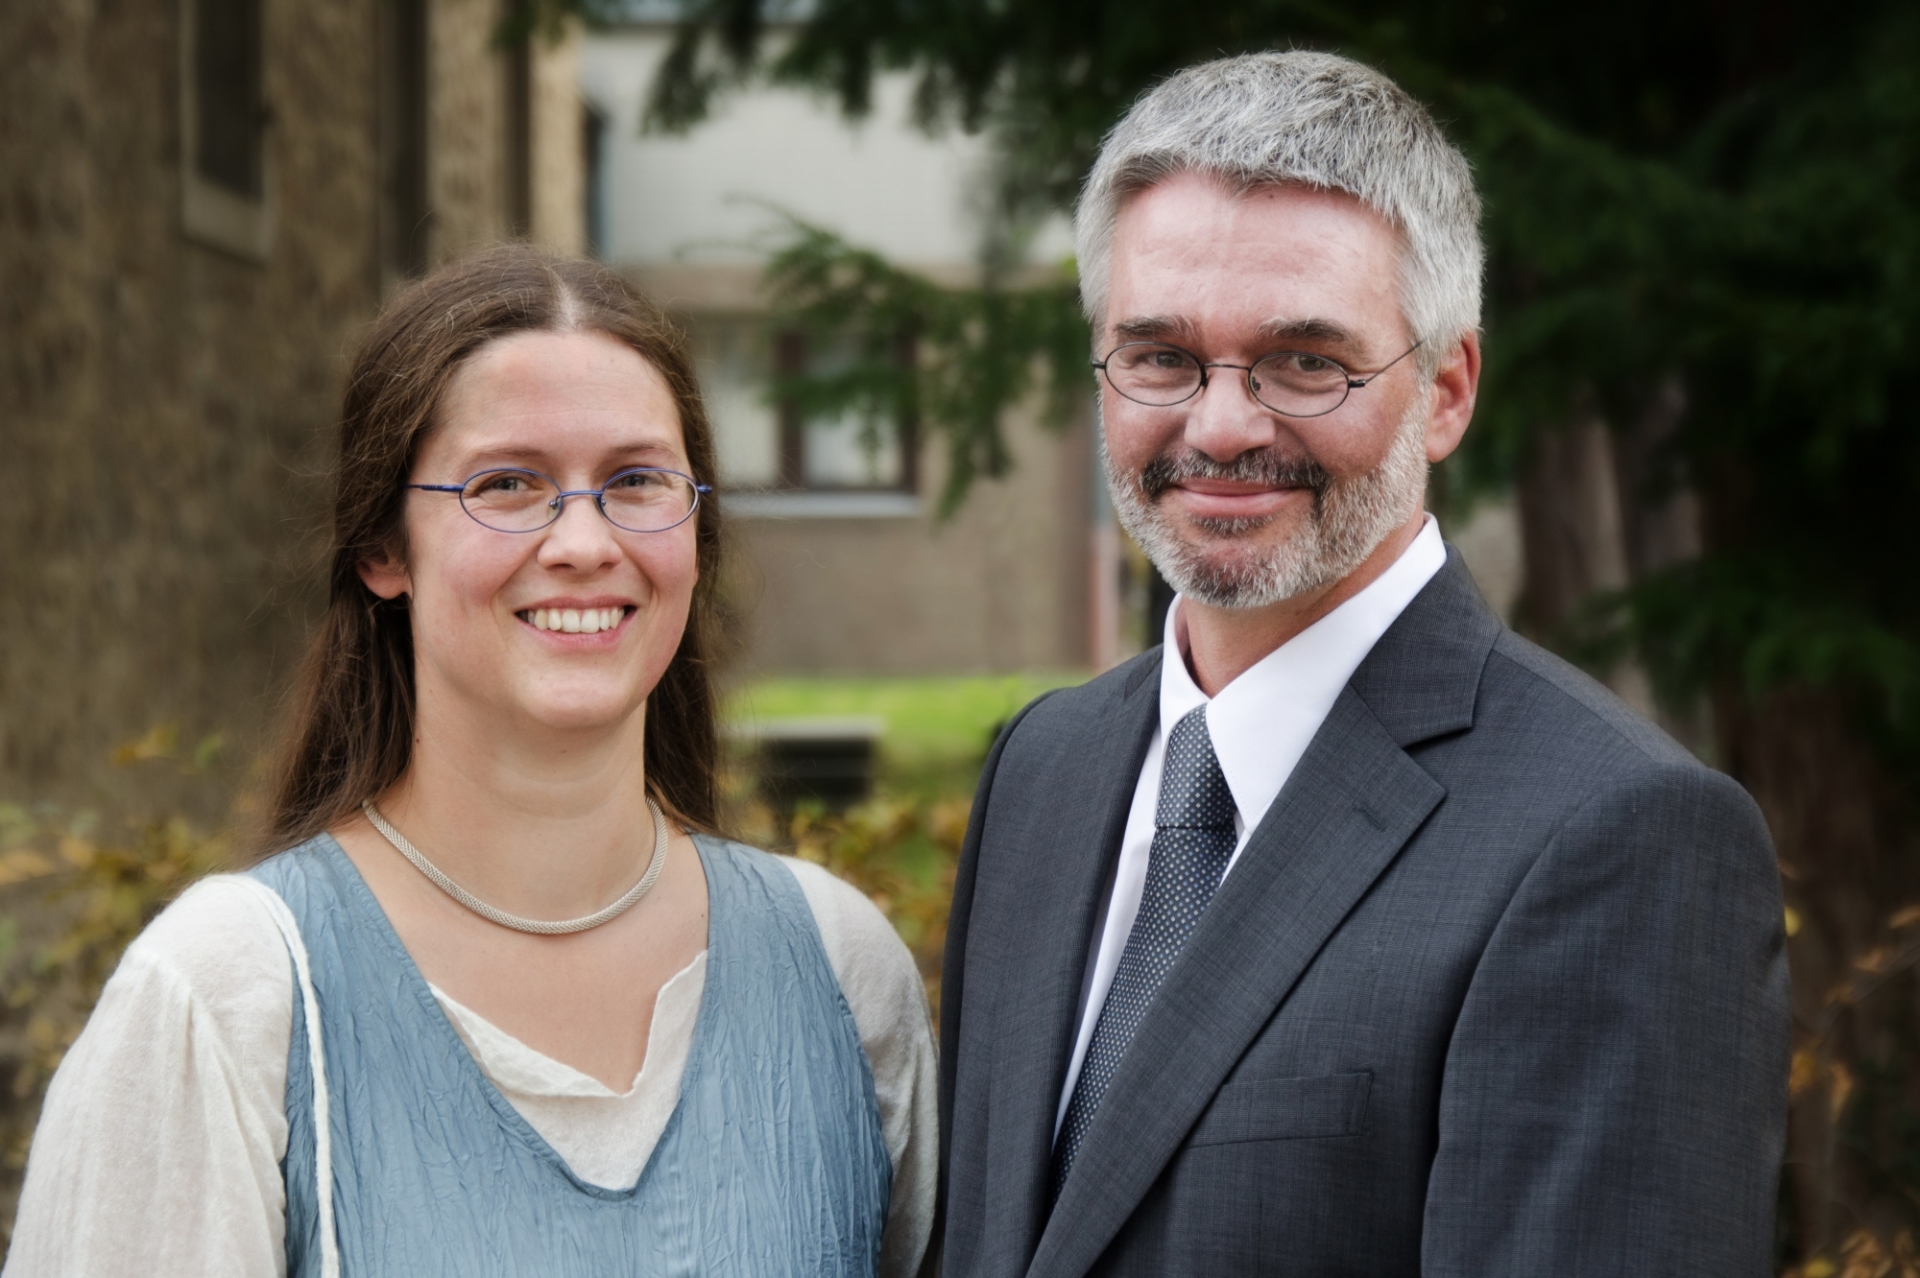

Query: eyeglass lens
(1102, 343), (1354, 417)
(458, 468), (698, 533)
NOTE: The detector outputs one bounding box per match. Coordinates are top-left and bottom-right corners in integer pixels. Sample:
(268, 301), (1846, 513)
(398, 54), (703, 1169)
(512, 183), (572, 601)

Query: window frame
(178, 0), (274, 261)
(773, 328), (920, 496)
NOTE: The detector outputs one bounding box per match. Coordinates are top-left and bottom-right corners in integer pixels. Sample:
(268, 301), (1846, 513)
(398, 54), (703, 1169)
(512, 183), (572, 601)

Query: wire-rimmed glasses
(1093, 339), (1423, 418)
(408, 467), (711, 534)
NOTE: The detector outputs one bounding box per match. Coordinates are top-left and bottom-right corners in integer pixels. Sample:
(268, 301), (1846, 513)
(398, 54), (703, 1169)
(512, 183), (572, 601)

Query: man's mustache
(1136, 448), (1331, 501)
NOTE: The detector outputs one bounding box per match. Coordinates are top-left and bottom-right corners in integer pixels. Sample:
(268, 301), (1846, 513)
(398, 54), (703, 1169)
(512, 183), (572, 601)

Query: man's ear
(1423, 331), (1481, 465)
(357, 553), (411, 601)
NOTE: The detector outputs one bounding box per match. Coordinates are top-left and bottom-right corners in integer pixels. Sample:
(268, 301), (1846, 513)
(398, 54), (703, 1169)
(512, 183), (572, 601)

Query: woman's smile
(516, 601), (638, 637)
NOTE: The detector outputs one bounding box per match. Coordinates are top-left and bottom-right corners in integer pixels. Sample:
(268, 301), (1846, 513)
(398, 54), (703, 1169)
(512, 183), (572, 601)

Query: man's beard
(1105, 399), (1430, 610)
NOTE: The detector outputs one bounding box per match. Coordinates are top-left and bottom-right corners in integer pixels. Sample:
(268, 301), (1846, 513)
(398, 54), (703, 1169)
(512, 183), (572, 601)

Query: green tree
(547, 0), (1920, 1261)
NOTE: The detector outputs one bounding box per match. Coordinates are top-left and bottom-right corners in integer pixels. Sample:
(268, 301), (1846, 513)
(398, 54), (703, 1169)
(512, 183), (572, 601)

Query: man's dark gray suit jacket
(938, 549), (1788, 1276)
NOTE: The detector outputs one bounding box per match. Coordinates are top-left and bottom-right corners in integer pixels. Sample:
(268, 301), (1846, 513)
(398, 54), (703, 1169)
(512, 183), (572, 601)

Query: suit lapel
(976, 661), (1162, 1262)
(1027, 552), (1497, 1278)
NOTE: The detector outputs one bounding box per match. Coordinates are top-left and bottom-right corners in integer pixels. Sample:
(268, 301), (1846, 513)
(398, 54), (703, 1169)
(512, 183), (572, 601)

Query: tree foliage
(600, 0), (1920, 735)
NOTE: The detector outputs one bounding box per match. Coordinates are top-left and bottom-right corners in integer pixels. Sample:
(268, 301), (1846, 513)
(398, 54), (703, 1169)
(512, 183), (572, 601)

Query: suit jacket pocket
(1186, 1071), (1373, 1147)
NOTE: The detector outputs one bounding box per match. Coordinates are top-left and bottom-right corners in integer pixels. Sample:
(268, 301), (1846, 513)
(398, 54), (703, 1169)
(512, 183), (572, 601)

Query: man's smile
(1163, 477), (1310, 523)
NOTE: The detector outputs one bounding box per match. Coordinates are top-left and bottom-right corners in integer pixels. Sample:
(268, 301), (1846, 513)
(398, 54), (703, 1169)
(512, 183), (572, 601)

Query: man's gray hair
(1075, 51), (1483, 374)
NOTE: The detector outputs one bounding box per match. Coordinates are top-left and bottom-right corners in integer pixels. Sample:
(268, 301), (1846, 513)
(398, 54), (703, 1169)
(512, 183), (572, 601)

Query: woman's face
(360, 328), (700, 738)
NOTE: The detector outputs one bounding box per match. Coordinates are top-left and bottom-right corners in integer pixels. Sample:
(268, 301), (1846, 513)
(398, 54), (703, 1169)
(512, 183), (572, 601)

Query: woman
(5, 247), (936, 1276)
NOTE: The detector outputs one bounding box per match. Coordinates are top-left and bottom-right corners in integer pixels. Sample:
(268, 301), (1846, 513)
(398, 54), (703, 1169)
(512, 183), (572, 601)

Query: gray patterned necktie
(1052, 705), (1237, 1198)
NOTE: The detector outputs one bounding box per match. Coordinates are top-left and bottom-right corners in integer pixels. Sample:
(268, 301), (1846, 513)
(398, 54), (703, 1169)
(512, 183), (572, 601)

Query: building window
(689, 318), (919, 513)
(180, 0), (273, 259)
(195, 0), (264, 196)
(377, 0), (430, 284)
(774, 331), (918, 492)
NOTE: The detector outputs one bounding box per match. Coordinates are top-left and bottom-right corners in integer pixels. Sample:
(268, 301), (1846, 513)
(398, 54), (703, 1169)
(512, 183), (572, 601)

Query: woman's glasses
(408, 467), (710, 534)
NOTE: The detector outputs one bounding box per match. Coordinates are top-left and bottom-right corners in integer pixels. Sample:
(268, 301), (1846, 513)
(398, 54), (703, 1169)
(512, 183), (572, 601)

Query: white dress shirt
(1055, 516), (1447, 1135)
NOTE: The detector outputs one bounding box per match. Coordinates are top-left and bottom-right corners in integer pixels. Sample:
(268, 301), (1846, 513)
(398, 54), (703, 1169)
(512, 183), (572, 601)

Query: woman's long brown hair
(258, 245), (723, 857)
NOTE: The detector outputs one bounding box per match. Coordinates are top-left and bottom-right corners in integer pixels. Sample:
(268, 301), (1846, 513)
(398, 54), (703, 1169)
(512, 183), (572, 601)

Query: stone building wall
(531, 33), (586, 256)
(428, 0), (506, 254)
(0, 0), (585, 821)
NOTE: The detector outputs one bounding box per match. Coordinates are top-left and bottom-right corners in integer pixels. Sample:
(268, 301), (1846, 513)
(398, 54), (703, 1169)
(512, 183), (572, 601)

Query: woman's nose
(537, 494), (622, 569)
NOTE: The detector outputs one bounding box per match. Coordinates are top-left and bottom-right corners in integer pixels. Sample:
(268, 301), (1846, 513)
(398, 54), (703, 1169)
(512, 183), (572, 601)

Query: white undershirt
(1055, 517), (1446, 1135)
(5, 854), (937, 1278)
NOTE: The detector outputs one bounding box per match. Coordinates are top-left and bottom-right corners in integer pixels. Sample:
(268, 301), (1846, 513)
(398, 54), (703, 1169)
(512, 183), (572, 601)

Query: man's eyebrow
(1111, 315), (1197, 342)
(1256, 317), (1363, 348)
(1110, 314), (1368, 354)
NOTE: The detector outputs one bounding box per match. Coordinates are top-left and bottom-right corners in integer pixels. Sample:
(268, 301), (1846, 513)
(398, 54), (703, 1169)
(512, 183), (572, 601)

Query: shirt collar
(1158, 515), (1447, 832)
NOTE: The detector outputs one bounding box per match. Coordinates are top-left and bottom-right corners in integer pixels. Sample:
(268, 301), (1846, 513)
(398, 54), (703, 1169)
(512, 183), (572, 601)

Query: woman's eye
(609, 470), (661, 491)
(477, 473), (528, 493)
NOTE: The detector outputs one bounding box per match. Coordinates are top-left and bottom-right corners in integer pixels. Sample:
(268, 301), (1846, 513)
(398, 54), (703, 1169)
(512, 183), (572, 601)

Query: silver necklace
(361, 797), (668, 935)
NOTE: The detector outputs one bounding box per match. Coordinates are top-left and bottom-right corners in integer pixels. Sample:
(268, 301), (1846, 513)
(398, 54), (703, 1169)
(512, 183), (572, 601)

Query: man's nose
(1184, 366), (1282, 462)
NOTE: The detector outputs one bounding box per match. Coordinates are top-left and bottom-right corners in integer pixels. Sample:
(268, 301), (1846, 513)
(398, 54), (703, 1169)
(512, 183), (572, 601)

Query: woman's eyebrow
(449, 440), (682, 471)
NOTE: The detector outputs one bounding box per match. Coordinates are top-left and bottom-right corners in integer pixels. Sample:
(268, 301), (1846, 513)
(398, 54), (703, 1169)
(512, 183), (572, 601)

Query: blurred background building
(582, 20), (1098, 677)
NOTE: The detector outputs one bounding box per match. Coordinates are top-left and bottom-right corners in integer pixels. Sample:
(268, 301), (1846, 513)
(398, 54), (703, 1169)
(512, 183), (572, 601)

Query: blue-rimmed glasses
(1093, 339), (1423, 418)
(408, 467), (711, 534)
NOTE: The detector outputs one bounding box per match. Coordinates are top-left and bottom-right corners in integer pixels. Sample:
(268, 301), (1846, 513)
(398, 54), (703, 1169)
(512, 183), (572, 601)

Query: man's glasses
(1093, 339), (1422, 418)
(408, 467), (711, 534)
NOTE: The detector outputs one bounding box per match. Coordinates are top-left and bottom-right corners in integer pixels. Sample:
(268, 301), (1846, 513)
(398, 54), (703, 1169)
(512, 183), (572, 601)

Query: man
(939, 51), (1787, 1276)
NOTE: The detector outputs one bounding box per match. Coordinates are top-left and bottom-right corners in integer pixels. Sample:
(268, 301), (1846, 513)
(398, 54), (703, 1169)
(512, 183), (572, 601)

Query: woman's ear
(358, 554), (411, 601)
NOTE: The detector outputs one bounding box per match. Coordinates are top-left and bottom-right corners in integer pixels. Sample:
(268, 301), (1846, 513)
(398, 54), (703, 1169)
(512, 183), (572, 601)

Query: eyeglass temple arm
(1347, 339), (1425, 388)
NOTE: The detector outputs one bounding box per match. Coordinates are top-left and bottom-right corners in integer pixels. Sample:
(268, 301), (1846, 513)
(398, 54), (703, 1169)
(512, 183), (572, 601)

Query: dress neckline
(425, 948), (708, 1101)
(307, 830), (721, 1202)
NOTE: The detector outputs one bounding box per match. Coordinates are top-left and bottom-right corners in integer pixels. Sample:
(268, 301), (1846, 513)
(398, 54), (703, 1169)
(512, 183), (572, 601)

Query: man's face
(1100, 172), (1444, 609)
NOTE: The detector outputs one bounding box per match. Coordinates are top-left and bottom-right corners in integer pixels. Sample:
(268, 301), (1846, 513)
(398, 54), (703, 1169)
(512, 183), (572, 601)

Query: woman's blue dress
(247, 832), (892, 1276)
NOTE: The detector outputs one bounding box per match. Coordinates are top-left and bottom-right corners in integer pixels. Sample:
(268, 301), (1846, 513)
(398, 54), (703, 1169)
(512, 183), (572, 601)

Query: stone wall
(0, 0), (585, 820)
(531, 33), (585, 255)
(428, 0), (505, 255)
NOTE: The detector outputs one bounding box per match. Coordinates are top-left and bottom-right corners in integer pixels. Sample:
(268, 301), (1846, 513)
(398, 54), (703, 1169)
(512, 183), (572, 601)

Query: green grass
(724, 672), (1089, 794)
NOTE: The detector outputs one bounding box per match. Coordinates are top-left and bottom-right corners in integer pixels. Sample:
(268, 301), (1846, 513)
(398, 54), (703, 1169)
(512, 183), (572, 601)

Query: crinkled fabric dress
(247, 832), (892, 1277)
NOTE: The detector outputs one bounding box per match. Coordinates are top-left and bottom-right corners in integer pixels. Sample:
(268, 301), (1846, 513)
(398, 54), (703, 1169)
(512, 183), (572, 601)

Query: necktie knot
(1155, 706), (1236, 831)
